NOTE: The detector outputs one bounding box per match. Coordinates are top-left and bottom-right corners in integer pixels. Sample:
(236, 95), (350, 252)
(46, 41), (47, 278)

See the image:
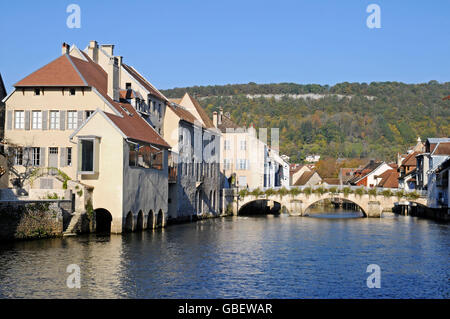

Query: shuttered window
(67, 111), (77, 129)
(14, 111), (25, 129)
(50, 111), (60, 129)
(32, 111), (42, 129)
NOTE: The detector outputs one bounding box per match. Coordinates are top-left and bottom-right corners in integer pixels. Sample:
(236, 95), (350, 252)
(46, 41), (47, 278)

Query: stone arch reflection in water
(305, 198), (365, 218)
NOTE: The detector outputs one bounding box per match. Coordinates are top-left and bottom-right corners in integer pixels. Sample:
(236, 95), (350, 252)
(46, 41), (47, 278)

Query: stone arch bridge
(231, 187), (427, 217)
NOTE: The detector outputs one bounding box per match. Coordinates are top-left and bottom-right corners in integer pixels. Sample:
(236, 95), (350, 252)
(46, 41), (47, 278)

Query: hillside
(161, 81), (450, 163)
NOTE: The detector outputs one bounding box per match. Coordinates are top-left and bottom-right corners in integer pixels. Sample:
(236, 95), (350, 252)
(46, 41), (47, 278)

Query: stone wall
(0, 200), (72, 241)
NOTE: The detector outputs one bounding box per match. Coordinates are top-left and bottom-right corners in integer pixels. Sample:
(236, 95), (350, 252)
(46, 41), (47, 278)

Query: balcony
(168, 166), (177, 183)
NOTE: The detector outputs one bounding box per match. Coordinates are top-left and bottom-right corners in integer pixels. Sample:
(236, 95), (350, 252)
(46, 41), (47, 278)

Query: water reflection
(0, 214), (448, 299)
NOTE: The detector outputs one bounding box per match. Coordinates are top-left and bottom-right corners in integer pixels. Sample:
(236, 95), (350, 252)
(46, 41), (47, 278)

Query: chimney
(101, 44), (114, 57)
(62, 42), (70, 55)
(213, 111), (218, 128)
(107, 57), (119, 101)
(87, 40), (99, 62)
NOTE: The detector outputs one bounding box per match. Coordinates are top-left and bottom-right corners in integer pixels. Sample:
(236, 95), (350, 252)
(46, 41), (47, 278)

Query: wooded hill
(161, 81), (450, 163)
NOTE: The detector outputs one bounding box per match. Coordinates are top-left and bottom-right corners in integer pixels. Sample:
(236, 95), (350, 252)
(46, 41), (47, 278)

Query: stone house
(293, 170), (322, 187)
(3, 42), (171, 233)
(416, 138), (450, 190)
(347, 160), (392, 187)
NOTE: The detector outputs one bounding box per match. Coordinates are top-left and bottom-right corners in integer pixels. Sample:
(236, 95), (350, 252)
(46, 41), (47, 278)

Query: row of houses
(0, 41), (289, 233)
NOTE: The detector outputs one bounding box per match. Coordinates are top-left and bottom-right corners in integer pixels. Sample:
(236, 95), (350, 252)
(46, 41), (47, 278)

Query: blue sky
(0, 0), (449, 92)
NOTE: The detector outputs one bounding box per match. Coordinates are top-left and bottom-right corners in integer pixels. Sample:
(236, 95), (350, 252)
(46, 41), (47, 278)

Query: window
(14, 148), (23, 165)
(32, 111), (42, 129)
(34, 88), (41, 96)
(80, 139), (94, 172)
(238, 159), (248, 170)
(50, 111), (60, 129)
(31, 148), (41, 166)
(14, 111), (25, 129)
(240, 140), (247, 150)
(69, 88), (76, 96)
(85, 110), (94, 119)
(224, 139), (231, 150)
(126, 83), (131, 90)
(67, 147), (72, 166)
(67, 111), (77, 129)
(224, 159), (231, 170)
(158, 104), (162, 119)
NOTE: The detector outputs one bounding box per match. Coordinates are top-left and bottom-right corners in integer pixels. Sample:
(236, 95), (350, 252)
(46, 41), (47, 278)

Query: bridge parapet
(232, 186), (427, 217)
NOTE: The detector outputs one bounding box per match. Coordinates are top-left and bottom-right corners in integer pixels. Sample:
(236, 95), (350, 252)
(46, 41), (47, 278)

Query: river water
(0, 210), (448, 299)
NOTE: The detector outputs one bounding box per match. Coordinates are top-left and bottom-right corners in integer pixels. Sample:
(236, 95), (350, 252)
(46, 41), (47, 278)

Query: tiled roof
(217, 113), (241, 132)
(184, 93), (215, 128)
(14, 48), (170, 148)
(323, 178), (340, 185)
(347, 160), (383, 184)
(432, 142), (450, 156)
(14, 54), (88, 87)
(377, 169), (398, 188)
(168, 103), (202, 127)
(122, 64), (168, 102)
(294, 170), (317, 186)
(402, 152), (418, 166)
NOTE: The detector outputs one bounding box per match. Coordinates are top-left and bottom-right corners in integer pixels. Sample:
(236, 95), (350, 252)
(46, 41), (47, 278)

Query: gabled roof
(377, 169), (398, 188)
(168, 103), (202, 127)
(14, 54), (89, 87)
(431, 142), (450, 156)
(347, 160), (384, 184)
(183, 93), (215, 128)
(122, 63), (168, 102)
(217, 112), (241, 132)
(402, 152), (419, 166)
(294, 170), (318, 186)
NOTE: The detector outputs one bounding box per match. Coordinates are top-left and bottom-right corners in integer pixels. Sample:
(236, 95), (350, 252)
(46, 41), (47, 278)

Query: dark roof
(122, 63), (168, 102)
(402, 152), (419, 166)
(0, 73), (6, 100)
(347, 160), (383, 184)
(323, 178), (340, 185)
(294, 170), (317, 186)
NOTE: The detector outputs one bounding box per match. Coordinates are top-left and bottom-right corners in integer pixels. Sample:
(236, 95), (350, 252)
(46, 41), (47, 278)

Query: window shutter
(60, 111), (66, 130)
(60, 147), (66, 167)
(40, 147), (46, 167)
(246, 160), (250, 170)
(77, 111), (84, 128)
(42, 111), (48, 130)
(25, 111), (30, 130)
(6, 111), (12, 130)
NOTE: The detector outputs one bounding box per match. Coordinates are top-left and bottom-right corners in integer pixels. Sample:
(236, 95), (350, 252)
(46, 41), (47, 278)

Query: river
(0, 210), (448, 299)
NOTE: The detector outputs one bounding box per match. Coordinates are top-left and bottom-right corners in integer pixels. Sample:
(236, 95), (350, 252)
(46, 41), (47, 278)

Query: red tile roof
(14, 54), (88, 87)
(401, 152), (418, 166)
(432, 142), (450, 155)
(377, 169), (398, 188)
(14, 49), (169, 148)
(168, 103), (201, 127)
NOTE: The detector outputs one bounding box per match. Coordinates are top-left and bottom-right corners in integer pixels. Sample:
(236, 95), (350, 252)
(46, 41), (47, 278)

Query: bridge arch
(238, 199), (285, 215)
(136, 210), (144, 231)
(124, 211), (133, 232)
(303, 196), (367, 217)
(95, 208), (112, 233)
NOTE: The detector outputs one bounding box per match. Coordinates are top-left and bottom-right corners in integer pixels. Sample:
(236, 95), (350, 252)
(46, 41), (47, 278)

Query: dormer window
(34, 88), (41, 96)
(70, 88), (76, 96)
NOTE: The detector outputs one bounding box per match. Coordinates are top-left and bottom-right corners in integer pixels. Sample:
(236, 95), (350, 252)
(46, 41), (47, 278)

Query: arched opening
(136, 210), (144, 231)
(95, 208), (112, 234)
(124, 211), (133, 232)
(209, 190), (213, 213)
(304, 198), (366, 218)
(147, 210), (154, 230)
(156, 210), (163, 228)
(238, 199), (282, 216)
(213, 190), (216, 213)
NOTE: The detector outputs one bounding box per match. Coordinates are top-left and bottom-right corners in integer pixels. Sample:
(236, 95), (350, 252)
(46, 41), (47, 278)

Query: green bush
(250, 188), (264, 198)
(264, 188), (276, 197)
(239, 189), (249, 198)
(342, 187), (352, 197)
(368, 188), (378, 197)
(355, 188), (366, 196)
(381, 189), (393, 197)
(395, 190), (405, 199)
(289, 187), (301, 197)
(314, 187), (326, 195)
(328, 186), (338, 194)
(277, 187), (289, 198)
(406, 191), (420, 200)
(303, 187), (312, 195)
